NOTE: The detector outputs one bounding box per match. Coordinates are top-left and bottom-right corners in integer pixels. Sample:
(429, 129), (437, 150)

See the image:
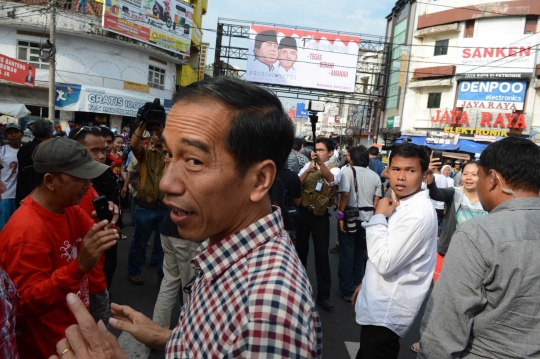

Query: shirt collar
(490, 197), (540, 214)
(396, 190), (430, 211)
(192, 206), (285, 282)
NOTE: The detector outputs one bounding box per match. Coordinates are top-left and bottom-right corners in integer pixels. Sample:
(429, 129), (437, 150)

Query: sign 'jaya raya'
(431, 109), (527, 129)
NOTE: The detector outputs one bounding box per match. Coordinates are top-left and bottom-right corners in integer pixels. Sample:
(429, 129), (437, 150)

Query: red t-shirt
(107, 153), (123, 178)
(79, 187), (108, 295)
(0, 196), (93, 359)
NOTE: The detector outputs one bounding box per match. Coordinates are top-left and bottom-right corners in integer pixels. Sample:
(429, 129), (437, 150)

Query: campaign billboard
(0, 54), (35, 88)
(55, 83), (168, 117)
(456, 36), (536, 79)
(245, 25), (360, 93)
(102, 0), (194, 56)
(457, 80), (527, 110)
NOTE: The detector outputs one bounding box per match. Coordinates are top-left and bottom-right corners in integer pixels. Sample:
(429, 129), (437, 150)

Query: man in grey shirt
(336, 146), (381, 301)
(419, 136), (540, 358)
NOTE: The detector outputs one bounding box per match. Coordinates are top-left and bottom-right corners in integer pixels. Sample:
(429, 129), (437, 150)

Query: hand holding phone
(92, 195), (113, 223)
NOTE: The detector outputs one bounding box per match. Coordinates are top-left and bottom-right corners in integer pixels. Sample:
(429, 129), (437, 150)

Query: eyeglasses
(72, 126), (101, 139)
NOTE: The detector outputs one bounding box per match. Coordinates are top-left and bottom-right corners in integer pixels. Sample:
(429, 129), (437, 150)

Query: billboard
(295, 103), (309, 119)
(457, 80), (527, 110)
(456, 36), (536, 79)
(245, 25), (360, 93)
(0, 54), (35, 87)
(55, 83), (167, 117)
(102, 0), (194, 56)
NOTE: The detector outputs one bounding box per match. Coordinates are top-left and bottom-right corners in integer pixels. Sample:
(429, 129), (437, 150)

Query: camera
(136, 98), (166, 126)
(382, 136), (412, 151)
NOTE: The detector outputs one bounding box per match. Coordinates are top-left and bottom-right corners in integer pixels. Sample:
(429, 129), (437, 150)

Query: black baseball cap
(255, 30), (278, 47)
(4, 123), (22, 133)
(279, 37), (297, 51)
(32, 137), (109, 179)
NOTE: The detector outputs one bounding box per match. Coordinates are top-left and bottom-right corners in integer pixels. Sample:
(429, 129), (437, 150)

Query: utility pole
(48, 0), (56, 122)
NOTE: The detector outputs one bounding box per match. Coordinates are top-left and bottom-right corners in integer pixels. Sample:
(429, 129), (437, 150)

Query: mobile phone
(92, 195), (113, 222)
(432, 150), (443, 163)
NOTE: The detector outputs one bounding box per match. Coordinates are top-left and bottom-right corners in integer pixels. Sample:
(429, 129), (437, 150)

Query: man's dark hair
(292, 138), (303, 151)
(389, 144), (430, 172)
(99, 126), (114, 140)
(368, 146), (379, 156)
(172, 77), (294, 177)
(279, 37), (297, 51)
(349, 146), (369, 167)
(254, 30), (278, 49)
(32, 120), (54, 139)
(315, 137), (334, 152)
(479, 136), (540, 192)
(69, 127), (102, 143)
(35, 171), (46, 186)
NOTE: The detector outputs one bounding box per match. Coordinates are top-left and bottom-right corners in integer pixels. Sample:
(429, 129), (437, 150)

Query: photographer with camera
(336, 146), (381, 303)
(126, 100), (167, 286)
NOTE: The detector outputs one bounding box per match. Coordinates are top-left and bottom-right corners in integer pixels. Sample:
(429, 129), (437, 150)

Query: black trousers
(295, 207), (331, 300)
(356, 325), (400, 359)
(103, 243), (118, 291)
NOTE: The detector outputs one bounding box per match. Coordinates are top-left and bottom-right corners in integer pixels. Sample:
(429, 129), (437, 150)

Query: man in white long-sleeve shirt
(352, 144), (437, 359)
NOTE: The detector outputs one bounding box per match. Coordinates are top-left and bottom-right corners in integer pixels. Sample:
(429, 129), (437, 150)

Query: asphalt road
(109, 210), (429, 359)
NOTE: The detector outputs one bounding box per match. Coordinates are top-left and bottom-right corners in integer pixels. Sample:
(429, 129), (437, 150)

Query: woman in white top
(441, 164), (455, 187)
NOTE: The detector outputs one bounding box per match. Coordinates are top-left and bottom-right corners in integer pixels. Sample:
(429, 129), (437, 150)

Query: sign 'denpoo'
(457, 80), (527, 110)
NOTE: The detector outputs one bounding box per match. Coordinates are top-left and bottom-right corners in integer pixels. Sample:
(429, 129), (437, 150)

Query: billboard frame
(213, 18), (391, 138)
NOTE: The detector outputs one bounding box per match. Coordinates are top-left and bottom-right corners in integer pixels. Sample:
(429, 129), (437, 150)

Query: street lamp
(39, 40), (56, 62)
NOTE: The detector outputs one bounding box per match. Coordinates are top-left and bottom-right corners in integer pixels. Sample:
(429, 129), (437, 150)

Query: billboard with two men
(245, 25), (360, 93)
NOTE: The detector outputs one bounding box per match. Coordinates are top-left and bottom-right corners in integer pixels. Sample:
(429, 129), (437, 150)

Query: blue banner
(295, 103), (309, 119)
(457, 80), (526, 110)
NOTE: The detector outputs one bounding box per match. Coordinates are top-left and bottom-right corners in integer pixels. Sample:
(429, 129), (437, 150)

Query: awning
(457, 139), (489, 154)
(408, 78), (452, 89)
(442, 152), (470, 160)
(0, 103), (31, 118)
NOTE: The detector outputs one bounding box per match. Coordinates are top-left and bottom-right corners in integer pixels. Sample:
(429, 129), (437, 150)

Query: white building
(382, 0), (540, 150)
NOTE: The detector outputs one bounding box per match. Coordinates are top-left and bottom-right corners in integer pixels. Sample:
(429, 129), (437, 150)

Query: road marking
(345, 341), (360, 359)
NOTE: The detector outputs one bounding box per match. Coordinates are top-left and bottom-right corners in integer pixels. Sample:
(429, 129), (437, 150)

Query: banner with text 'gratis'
(246, 25), (360, 93)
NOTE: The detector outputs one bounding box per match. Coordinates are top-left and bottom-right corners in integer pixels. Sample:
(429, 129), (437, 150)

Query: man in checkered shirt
(49, 77), (323, 359)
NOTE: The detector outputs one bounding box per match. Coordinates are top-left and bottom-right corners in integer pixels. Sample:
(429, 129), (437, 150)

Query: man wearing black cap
(0, 123), (23, 230)
(0, 137), (119, 359)
(252, 29), (279, 73)
(278, 37), (298, 75)
(66, 118), (76, 136)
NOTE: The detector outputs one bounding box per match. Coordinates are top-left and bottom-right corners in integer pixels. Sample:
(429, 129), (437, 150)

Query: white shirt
(446, 176), (455, 187)
(356, 190), (437, 337)
(298, 160), (341, 187)
(251, 58), (276, 73)
(432, 173), (448, 210)
(0, 145), (20, 199)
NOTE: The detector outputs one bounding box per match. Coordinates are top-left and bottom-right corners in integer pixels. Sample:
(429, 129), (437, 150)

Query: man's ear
(249, 160), (276, 203)
(487, 169), (498, 192)
(42, 173), (56, 191)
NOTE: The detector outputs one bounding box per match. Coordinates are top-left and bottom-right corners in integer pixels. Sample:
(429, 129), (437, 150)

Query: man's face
(81, 134), (107, 163)
(388, 155), (425, 200)
(314, 142), (333, 163)
(476, 166), (494, 212)
(103, 135), (113, 155)
(160, 100), (259, 243)
(278, 48), (297, 71)
(150, 135), (163, 153)
(52, 173), (92, 207)
(254, 41), (278, 66)
(69, 122), (75, 128)
(5, 129), (22, 147)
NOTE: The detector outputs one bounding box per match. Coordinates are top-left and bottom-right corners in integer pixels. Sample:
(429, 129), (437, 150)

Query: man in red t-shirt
(0, 137), (119, 359)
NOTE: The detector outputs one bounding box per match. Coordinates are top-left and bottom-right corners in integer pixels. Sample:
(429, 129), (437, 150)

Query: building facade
(382, 0), (540, 150)
(0, 0), (208, 131)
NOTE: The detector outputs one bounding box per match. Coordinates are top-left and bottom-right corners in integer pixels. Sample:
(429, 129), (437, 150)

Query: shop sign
(123, 81), (150, 94)
(474, 134), (497, 142)
(444, 126), (508, 137)
(387, 116), (394, 128)
(0, 54), (35, 87)
(431, 109), (526, 129)
(55, 83), (169, 117)
(426, 131), (459, 145)
(457, 80), (526, 110)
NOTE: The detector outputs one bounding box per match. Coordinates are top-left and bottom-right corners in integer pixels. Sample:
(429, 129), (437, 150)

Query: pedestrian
(296, 137), (342, 309)
(0, 137), (118, 359)
(352, 143), (437, 359)
(441, 164), (455, 187)
(452, 160), (463, 185)
(126, 120), (167, 286)
(23, 119), (34, 139)
(287, 137), (309, 173)
(419, 136), (540, 358)
(15, 119), (53, 207)
(431, 161), (449, 230)
(336, 146), (381, 302)
(49, 77), (322, 359)
(66, 118), (76, 136)
(367, 146), (386, 182)
(108, 135), (125, 180)
(300, 138), (313, 158)
(0, 123), (23, 230)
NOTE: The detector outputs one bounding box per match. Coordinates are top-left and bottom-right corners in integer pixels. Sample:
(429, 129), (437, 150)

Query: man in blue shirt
(368, 146), (386, 182)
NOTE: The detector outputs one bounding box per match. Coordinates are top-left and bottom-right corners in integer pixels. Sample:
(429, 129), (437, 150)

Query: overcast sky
(201, 0), (396, 65)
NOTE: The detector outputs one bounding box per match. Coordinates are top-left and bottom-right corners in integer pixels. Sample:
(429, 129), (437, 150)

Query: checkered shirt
(166, 208), (323, 359)
(0, 267), (19, 359)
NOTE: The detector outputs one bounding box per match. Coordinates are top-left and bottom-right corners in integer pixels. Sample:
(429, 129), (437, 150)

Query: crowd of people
(0, 77), (539, 359)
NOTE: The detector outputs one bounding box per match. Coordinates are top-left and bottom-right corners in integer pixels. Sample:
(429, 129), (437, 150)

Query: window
(525, 16), (538, 34)
(386, 17), (408, 109)
(148, 65), (165, 90)
(427, 93), (441, 108)
(464, 20), (475, 38)
(434, 39), (449, 56)
(17, 40), (49, 69)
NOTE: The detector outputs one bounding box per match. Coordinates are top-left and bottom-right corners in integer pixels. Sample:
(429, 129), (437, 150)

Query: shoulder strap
(351, 166), (358, 197)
